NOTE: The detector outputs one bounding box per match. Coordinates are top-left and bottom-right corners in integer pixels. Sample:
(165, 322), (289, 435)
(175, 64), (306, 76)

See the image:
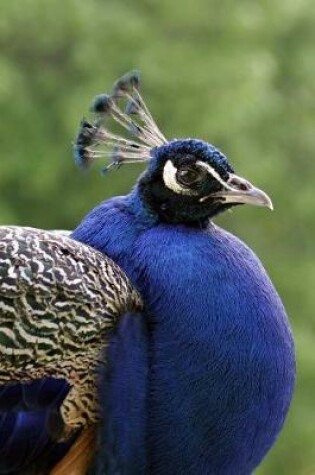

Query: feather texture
(0, 226), (142, 472)
(72, 193), (295, 475)
(0, 70), (295, 474)
(50, 427), (96, 475)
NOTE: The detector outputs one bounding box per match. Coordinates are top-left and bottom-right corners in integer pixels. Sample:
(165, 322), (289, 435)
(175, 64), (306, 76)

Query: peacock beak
(203, 173), (273, 210)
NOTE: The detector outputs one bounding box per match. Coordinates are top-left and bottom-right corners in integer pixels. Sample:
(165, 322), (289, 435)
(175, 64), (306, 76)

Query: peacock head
(74, 71), (272, 224)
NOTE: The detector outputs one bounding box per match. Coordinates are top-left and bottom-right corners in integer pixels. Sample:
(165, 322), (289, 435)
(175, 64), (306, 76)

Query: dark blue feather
(72, 187), (295, 475)
(90, 94), (114, 115)
(89, 312), (148, 475)
(0, 379), (73, 474)
(1, 114), (295, 475)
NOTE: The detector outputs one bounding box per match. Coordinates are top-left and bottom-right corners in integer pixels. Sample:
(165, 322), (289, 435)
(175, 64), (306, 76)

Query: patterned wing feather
(0, 226), (142, 438)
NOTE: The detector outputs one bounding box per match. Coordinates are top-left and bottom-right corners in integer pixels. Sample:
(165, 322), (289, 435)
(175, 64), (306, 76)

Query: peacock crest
(74, 71), (167, 174)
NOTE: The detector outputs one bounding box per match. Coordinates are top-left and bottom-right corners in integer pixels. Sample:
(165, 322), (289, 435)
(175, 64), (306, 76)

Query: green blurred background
(0, 0), (314, 473)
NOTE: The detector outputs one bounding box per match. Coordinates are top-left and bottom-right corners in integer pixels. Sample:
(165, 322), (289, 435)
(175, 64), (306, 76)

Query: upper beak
(202, 173), (273, 210)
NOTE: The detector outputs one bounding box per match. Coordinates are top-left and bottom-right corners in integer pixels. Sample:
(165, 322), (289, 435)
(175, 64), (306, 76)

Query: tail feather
(51, 427), (96, 475)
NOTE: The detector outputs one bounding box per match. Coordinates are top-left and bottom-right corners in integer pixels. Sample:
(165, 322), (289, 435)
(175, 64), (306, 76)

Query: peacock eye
(176, 166), (205, 186)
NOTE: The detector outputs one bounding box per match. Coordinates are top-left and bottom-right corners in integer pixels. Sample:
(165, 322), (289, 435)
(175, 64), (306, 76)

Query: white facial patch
(162, 160), (198, 195)
(196, 161), (235, 191)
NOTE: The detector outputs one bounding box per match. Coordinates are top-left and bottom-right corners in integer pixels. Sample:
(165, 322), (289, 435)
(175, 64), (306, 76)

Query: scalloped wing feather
(0, 226), (143, 473)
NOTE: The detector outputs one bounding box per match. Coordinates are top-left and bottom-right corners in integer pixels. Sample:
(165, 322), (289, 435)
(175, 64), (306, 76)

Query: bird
(0, 70), (295, 475)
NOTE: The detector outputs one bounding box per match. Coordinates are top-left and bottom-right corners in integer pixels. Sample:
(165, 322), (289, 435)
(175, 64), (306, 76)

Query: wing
(0, 226), (142, 474)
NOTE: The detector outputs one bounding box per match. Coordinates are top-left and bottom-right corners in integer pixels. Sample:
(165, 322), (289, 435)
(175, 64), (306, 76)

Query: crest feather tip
(90, 94), (114, 114)
(112, 70), (141, 96)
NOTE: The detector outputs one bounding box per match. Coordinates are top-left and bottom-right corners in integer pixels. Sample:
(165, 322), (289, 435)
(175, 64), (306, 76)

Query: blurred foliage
(0, 0), (314, 473)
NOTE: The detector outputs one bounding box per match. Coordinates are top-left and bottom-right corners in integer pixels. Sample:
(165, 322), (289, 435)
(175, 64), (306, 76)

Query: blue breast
(72, 196), (295, 475)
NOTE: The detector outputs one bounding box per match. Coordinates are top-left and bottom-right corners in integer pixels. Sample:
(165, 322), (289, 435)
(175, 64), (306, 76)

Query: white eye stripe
(162, 159), (234, 196)
(196, 161), (235, 191)
(163, 160), (198, 195)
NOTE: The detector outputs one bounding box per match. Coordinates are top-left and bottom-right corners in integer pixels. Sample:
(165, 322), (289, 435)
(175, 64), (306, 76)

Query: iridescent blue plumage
(72, 184), (295, 474)
(0, 380), (72, 473)
(0, 71), (295, 474)
(70, 69), (294, 472)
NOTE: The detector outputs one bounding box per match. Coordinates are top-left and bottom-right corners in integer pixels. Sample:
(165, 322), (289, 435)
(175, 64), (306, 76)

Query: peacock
(0, 71), (295, 474)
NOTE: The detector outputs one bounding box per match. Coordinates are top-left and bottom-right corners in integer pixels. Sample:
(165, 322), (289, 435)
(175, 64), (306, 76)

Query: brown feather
(50, 426), (96, 475)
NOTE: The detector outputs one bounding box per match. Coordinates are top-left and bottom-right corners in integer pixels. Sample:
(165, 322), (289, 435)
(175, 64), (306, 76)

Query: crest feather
(73, 71), (167, 174)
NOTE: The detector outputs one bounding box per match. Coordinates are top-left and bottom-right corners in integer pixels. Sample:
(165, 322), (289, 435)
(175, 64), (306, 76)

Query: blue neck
(125, 187), (159, 227)
(127, 186), (212, 229)
(72, 190), (295, 475)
